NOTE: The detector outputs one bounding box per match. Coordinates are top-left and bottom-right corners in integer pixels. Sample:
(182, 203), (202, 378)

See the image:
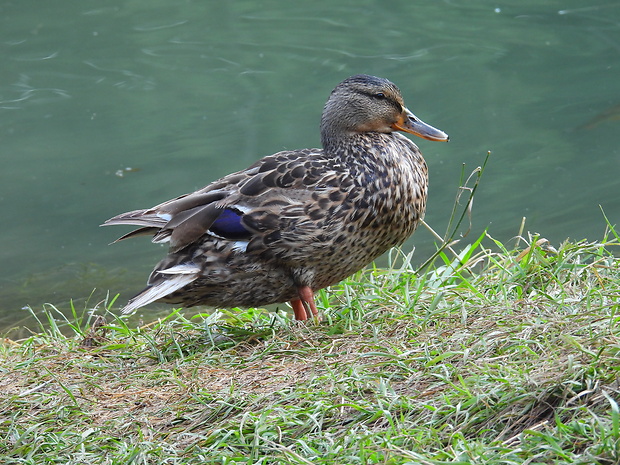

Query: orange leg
(289, 286), (321, 321)
(290, 299), (308, 320)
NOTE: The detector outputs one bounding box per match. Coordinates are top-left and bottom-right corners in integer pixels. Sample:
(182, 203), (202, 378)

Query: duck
(103, 74), (449, 321)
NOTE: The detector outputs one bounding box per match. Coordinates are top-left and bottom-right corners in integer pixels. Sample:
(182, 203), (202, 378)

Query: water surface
(2, 0), (619, 332)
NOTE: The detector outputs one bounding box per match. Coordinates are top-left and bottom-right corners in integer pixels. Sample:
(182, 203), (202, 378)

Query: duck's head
(320, 74), (449, 148)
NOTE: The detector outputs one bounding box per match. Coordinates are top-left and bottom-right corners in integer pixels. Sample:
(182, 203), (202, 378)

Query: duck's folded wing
(102, 149), (350, 256)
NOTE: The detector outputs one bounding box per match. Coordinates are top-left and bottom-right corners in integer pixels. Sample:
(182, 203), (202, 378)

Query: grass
(1, 227), (619, 464)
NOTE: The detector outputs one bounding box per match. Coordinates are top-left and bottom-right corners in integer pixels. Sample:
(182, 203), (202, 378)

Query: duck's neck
(322, 129), (385, 153)
(320, 123), (350, 153)
(321, 130), (418, 162)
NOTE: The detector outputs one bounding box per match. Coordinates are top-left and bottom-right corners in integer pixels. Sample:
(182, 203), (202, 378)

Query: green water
(2, 1), (619, 332)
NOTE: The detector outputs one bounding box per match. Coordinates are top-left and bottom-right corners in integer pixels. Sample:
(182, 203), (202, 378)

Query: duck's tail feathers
(121, 273), (197, 314)
(102, 209), (168, 228)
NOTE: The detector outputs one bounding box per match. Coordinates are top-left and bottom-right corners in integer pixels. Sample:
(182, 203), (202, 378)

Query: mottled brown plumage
(103, 74), (448, 320)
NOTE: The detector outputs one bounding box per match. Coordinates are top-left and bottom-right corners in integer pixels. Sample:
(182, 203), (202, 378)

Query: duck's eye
(374, 92), (386, 99)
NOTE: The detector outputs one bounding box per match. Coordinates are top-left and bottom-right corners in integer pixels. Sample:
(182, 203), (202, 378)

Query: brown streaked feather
(103, 209), (166, 228)
(111, 227), (161, 243)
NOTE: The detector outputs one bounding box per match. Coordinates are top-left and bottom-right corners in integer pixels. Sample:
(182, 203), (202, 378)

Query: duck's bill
(392, 108), (449, 142)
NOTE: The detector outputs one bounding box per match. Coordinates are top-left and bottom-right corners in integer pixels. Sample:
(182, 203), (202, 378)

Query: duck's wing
(103, 148), (352, 259)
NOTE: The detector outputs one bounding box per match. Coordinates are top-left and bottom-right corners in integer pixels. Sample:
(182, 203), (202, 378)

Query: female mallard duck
(104, 74), (448, 321)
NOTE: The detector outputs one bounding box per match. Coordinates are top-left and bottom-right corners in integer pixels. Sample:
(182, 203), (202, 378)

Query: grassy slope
(1, 232), (619, 464)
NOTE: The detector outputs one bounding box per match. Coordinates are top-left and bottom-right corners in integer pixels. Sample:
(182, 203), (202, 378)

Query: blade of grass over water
(417, 150), (491, 275)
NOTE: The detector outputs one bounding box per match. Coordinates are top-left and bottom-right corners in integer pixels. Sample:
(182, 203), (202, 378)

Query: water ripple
(12, 51), (59, 61)
(133, 20), (189, 32)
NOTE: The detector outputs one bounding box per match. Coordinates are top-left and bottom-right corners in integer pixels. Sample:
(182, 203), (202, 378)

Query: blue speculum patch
(210, 208), (252, 240)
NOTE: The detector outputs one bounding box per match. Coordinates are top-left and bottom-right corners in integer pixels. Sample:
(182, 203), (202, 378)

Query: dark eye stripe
(360, 90), (402, 111)
(360, 90), (387, 100)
